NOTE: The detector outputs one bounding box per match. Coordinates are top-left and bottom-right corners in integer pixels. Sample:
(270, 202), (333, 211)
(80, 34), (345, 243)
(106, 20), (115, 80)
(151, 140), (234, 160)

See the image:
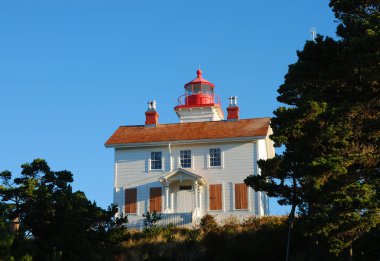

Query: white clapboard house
(105, 70), (274, 227)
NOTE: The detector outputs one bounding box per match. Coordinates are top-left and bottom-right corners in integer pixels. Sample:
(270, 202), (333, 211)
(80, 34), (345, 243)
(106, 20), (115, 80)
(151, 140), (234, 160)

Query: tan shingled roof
(105, 118), (270, 147)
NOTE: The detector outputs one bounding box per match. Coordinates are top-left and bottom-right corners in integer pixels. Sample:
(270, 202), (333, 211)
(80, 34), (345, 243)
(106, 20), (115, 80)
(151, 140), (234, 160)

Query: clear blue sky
(0, 1), (337, 215)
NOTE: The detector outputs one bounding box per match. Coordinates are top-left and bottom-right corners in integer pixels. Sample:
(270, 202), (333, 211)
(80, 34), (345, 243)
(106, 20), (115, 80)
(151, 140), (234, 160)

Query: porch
(159, 168), (206, 221)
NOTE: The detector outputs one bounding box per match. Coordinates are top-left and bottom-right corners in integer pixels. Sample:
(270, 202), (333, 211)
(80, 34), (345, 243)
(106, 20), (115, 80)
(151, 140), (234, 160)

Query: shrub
(162, 224), (176, 242)
(200, 214), (218, 233)
(142, 211), (162, 238)
(142, 211), (162, 229)
(185, 229), (201, 245)
(222, 215), (241, 234)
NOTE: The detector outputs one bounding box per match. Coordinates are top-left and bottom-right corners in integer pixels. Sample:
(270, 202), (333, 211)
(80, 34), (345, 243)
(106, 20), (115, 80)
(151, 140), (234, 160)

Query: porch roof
(159, 168), (206, 186)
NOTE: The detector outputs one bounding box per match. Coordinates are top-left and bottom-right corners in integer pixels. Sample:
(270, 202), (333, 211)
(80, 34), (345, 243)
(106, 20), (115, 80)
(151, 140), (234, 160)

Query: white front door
(175, 186), (193, 213)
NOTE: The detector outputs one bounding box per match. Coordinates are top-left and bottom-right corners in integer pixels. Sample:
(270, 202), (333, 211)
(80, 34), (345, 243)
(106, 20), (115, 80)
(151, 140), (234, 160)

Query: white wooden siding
(113, 138), (270, 218)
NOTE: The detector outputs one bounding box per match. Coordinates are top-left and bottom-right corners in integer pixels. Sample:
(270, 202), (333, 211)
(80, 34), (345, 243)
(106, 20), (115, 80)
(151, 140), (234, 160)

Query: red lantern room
(175, 70), (224, 123)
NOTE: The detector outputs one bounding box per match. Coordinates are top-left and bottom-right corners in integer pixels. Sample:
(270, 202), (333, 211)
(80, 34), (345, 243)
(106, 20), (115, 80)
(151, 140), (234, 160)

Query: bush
(222, 215), (241, 234)
(142, 211), (162, 238)
(200, 214), (218, 233)
(142, 211), (162, 229)
(162, 224), (176, 242)
(185, 229), (202, 245)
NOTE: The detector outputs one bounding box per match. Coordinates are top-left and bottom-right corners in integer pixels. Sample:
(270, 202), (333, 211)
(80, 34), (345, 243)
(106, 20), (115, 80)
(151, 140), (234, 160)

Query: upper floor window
(180, 150), (191, 168)
(150, 151), (162, 170)
(209, 148), (221, 167)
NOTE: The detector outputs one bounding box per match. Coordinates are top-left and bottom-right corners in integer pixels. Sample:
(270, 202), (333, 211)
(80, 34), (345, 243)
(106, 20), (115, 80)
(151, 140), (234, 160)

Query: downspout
(166, 143), (173, 213)
(168, 142), (172, 171)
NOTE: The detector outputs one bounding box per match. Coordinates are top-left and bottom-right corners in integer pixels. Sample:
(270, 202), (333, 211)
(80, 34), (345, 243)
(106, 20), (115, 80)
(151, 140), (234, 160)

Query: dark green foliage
(162, 223), (176, 242)
(203, 216), (290, 261)
(0, 159), (128, 260)
(352, 224), (380, 260)
(105, 216), (380, 260)
(0, 217), (14, 260)
(143, 211), (162, 238)
(143, 210), (162, 229)
(184, 228), (201, 245)
(245, 0), (380, 256)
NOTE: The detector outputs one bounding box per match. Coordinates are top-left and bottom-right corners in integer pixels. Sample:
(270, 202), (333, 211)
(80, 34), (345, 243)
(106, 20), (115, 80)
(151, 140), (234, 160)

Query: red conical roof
(184, 69), (215, 88)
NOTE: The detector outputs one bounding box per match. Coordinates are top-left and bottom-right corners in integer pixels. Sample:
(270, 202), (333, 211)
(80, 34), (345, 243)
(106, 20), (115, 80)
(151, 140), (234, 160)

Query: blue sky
(0, 1), (337, 215)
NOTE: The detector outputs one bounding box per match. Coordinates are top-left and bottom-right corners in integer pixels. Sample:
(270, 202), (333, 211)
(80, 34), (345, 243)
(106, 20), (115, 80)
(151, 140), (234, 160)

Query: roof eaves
(104, 136), (267, 149)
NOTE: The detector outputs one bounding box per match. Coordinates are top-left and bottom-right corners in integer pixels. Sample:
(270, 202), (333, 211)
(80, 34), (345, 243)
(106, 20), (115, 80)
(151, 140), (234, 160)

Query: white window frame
(178, 149), (193, 170)
(232, 182), (250, 211)
(207, 182), (225, 212)
(207, 147), (224, 169)
(148, 151), (163, 172)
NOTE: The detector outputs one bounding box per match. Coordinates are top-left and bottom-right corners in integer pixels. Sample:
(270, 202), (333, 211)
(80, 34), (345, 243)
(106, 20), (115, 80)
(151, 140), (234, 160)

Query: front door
(176, 185), (193, 213)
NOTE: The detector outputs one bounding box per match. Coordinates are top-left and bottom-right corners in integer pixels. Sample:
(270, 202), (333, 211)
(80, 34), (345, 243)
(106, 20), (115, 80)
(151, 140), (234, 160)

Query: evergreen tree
(245, 0), (379, 256)
(0, 159), (128, 260)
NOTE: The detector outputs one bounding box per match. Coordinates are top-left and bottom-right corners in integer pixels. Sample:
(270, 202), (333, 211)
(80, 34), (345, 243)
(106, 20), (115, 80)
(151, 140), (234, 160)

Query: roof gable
(159, 168), (206, 185)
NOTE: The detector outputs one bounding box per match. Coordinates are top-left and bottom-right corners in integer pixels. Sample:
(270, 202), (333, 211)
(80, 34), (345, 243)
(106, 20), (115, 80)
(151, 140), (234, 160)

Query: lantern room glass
(185, 84), (214, 95)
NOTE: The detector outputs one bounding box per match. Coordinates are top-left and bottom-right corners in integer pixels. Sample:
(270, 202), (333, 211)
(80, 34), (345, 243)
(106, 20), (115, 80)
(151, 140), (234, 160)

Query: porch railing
(127, 212), (193, 230)
(158, 212), (193, 228)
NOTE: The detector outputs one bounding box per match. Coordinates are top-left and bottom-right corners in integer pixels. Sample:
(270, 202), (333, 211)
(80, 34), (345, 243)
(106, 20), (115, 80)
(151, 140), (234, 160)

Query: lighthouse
(105, 69), (273, 227)
(174, 70), (224, 123)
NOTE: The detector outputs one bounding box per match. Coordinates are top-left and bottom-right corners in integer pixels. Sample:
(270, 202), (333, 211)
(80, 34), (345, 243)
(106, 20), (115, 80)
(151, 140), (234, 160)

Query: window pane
(185, 85), (192, 93)
(179, 186), (192, 190)
(151, 152), (162, 170)
(202, 84), (211, 94)
(192, 84), (201, 94)
(180, 150), (191, 168)
(210, 148), (221, 167)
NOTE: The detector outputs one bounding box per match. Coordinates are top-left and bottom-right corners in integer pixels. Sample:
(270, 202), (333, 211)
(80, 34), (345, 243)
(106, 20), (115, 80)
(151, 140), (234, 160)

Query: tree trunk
(286, 175), (298, 261)
(312, 240), (320, 261)
(348, 244), (353, 261)
(286, 204), (296, 261)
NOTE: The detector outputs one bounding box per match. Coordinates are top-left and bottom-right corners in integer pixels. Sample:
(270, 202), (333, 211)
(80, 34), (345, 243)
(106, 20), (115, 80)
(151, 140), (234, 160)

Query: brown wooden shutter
(235, 183), (248, 209)
(149, 187), (162, 212)
(125, 188), (137, 214)
(209, 184), (222, 210)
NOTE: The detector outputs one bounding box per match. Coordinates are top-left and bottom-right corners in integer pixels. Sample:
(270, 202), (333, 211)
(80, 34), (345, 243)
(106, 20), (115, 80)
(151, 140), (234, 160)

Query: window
(234, 183), (248, 210)
(192, 84), (201, 93)
(209, 148), (221, 167)
(150, 152), (162, 170)
(180, 150), (191, 168)
(179, 185), (192, 190)
(125, 188), (137, 214)
(202, 84), (212, 94)
(149, 187), (162, 212)
(209, 184), (222, 211)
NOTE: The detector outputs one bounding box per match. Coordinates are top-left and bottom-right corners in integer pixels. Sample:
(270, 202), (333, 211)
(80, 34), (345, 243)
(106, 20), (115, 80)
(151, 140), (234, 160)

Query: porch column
(165, 186), (169, 209)
(198, 185), (202, 210)
(192, 180), (202, 221)
(194, 181), (199, 208)
(164, 184), (172, 213)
